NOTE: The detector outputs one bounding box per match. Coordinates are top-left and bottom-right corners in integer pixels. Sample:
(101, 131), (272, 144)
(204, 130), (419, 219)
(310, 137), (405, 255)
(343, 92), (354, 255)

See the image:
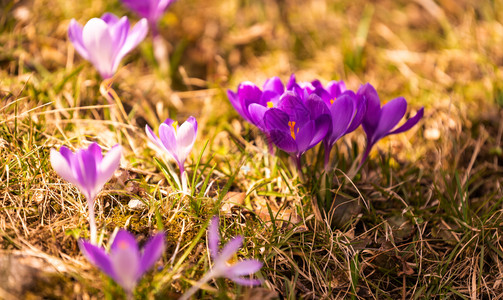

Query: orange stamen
(172, 121), (178, 134)
(288, 121), (297, 140)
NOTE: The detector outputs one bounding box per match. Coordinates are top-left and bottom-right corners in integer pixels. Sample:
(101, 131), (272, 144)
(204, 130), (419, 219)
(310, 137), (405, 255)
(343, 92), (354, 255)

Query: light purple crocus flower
(146, 116), (197, 193)
(359, 83), (424, 165)
(180, 216), (262, 300)
(121, 0), (177, 35)
(79, 230), (165, 298)
(50, 143), (122, 244)
(263, 92), (330, 170)
(68, 13), (148, 79)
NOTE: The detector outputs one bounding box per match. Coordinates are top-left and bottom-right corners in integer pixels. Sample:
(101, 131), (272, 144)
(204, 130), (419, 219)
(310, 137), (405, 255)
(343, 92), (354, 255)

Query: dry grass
(2, 0), (503, 298)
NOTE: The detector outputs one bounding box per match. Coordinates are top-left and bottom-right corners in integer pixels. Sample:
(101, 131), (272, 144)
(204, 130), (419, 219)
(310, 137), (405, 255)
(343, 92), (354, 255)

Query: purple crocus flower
(180, 216), (262, 300)
(146, 116), (197, 193)
(227, 77), (286, 132)
(359, 83), (424, 165)
(68, 13), (148, 79)
(79, 230), (165, 297)
(121, 0), (177, 35)
(50, 143), (122, 244)
(263, 92), (330, 170)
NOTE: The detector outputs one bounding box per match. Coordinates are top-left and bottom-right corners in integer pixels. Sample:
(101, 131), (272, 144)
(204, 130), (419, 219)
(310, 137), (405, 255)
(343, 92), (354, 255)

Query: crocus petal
(305, 94), (330, 120)
(247, 103), (268, 130)
(227, 90), (249, 122)
(146, 124), (167, 152)
(96, 144), (122, 190)
(295, 121), (315, 154)
(360, 83), (382, 130)
(264, 108), (290, 132)
(50, 148), (80, 188)
(388, 107), (424, 135)
(158, 122), (179, 163)
(310, 115), (331, 148)
(82, 18), (116, 78)
(101, 13), (120, 25)
(277, 93), (309, 126)
(226, 259), (263, 277)
(326, 80), (347, 98)
(373, 97), (407, 142)
(216, 236), (243, 264)
(122, 0), (151, 18)
(208, 216), (220, 261)
(79, 239), (118, 282)
(326, 94), (355, 145)
(110, 230), (141, 290)
(74, 148), (98, 200)
(263, 76), (284, 95)
(268, 129), (298, 154)
(229, 277), (263, 286)
(68, 19), (89, 60)
(175, 119), (197, 165)
(346, 91), (367, 133)
(138, 232), (165, 276)
(116, 18), (148, 67)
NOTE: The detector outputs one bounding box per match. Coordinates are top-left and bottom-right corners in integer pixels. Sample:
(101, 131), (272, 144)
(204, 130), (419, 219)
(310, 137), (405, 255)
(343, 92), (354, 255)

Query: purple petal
(111, 230), (140, 255)
(158, 122), (179, 163)
(121, 0), (151, 19)
(162, 117), (176, 127)
(277, 92), (309, 125)
(227, 89), (249, 122)
(388, 107), (424, 135)
(226, 259), (263, 277)
(311, 87), (333, 106)
(216, 236), (243, 264)
(175, 118), (197, 166)
(310, 115), (331, 148)
(74, 147), (98, 200)
(50, 148), (80, 188)
(263, 77), (284, 95)
(88, 143), (103, 163)
(79, 239), (118, 282)
(101, 13), (120, 25)
(286, 74), (297, 90)
(185, 116), (198, 134)
(238, 82), (263, 121)
(360, 83), (382, 130)
(146, 124), (166, 151)
(116, 18), (148, 69)
(305, 94), (330, 120)
(295, 121), (315, 154)
(326, 94), (355, 145)
(373, 97), (407, 142)
(346, 91), (366, 133)
(268, 129), (298, 154)
(81, 18), (116, 78)
(96, 144), (122, 192)
(229, 277), (263, 286)
(264, 108), (290, 132)
(138, 232), (165, 276)
(68, 19), (89, 60)
(326, 80), (347, 99)
(208, 216), (220, 261)
(247, 103), (268, 130)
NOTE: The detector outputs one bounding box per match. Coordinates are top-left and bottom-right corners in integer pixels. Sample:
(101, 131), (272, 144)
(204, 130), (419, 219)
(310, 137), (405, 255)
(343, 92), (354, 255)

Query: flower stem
(324, 142), (332, 172)
(88, 199), (97, 245)
(180, 165), (188, 194)
(179, 270), (216, 300)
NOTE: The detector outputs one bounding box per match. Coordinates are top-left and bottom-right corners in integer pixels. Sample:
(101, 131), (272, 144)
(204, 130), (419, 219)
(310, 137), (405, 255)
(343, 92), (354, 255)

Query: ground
(1, 0), (503, 299)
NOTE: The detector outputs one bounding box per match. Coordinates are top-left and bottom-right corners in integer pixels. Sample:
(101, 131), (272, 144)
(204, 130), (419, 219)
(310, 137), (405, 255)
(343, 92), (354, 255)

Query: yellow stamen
(288, 121), (296, 140)
(172, 121), (178, 134)
(267, 101), (274, 108)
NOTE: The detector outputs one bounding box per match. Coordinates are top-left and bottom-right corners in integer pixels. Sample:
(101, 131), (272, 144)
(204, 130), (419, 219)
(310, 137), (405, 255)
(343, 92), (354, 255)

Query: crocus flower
(263, 92), (330, 170)
(227, 76), (286, 132)
(68, 13), (148, 79)
(180, 216), (262, 300)
(288, 77), (368, 168)
(79, 230), (165, 298)
(121, 0), (177, 34)
(359, 83), (424, 165)
(146, 116), (197, 193)
(50, 143), (122, 243)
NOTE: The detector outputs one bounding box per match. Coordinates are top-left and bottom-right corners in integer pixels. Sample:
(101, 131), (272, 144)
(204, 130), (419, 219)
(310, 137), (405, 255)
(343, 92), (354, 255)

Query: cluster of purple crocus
(228, 75), (424, 171)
